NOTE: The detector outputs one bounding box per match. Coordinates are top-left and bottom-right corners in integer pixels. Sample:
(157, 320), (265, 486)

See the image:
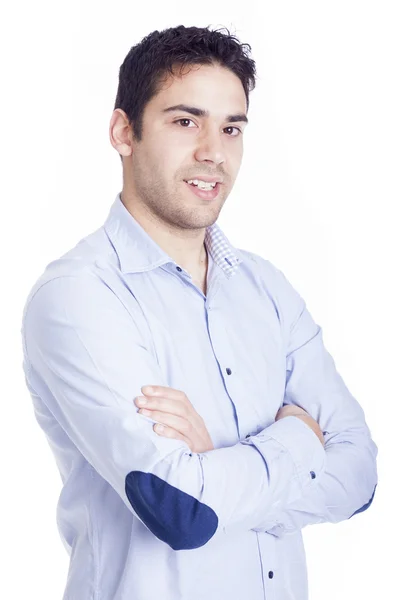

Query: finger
(141, 385), (186, 401)
(135, 396), (189, 419)
(140, 409), (193, 437)
(153, 423), (192, 447)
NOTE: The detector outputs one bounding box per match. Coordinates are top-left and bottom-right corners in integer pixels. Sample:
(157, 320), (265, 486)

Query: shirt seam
(255, 532), (266, 599)
(88, 464), (100, 600)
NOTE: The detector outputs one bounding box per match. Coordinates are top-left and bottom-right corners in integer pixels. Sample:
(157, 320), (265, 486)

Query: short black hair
(114, 24), (257, 142)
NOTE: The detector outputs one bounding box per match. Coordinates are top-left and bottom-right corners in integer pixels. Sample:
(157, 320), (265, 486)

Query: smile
(183, 180), (221, 201)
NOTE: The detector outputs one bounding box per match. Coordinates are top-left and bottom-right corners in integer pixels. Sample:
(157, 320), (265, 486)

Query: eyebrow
(162, 104), (249, 124)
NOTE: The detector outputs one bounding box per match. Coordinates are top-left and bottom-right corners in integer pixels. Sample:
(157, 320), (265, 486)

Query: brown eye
(224, 127), (241, 136)
(175, 119), (194, 127)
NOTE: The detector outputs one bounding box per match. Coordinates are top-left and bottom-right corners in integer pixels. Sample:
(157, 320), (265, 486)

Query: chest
(115, 265), (287, 448)
(191, 273), (207, 296)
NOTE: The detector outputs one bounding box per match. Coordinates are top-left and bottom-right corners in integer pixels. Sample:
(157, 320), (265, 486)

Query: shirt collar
(103, 193), (243, 277)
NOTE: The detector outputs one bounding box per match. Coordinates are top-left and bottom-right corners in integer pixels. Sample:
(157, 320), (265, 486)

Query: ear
(109, 109), (133, 157)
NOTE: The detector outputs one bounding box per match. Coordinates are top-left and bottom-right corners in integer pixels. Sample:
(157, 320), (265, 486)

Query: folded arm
(259, 264), (378, 537)
(22, 273), (326, 549)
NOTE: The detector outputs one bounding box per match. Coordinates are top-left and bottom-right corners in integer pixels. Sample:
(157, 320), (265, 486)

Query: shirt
(20, 193), (378, 600)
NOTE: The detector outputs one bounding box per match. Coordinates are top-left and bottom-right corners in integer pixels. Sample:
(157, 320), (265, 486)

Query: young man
(21, 25), (378, 600)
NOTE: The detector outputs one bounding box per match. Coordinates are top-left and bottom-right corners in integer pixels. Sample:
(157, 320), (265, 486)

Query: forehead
(150, 63), (247, 116)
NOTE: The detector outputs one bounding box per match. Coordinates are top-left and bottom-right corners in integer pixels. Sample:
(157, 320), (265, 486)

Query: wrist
(294, 414), (325, 446)
(276, 405), (308, 420)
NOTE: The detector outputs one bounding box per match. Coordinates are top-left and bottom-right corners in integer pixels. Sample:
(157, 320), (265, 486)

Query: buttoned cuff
(244, 415), (326, 494)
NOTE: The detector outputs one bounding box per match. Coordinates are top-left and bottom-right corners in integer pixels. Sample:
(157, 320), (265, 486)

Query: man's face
(126, 63), (248, 231)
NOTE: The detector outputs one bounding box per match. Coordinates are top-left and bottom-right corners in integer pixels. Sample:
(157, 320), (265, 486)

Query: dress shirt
(21, 193), (378, 600)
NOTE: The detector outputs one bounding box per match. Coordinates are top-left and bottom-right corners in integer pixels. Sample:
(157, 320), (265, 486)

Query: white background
(1, 1), (399, 598)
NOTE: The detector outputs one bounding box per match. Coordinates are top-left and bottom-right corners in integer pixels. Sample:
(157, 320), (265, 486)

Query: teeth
(186, 179), (217, 190)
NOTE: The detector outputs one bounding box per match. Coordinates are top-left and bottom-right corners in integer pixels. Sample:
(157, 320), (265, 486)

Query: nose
(194, 126), (226, 166)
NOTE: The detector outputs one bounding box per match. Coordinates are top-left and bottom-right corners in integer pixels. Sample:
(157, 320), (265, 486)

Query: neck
(121, 189), (208, 275)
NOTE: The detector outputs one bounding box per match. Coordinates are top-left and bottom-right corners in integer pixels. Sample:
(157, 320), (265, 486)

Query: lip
(184, 176), (223, 184)
(184, 180), (221, 200)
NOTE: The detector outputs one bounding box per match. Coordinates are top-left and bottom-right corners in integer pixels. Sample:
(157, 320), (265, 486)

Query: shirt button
(268, 571), (274, 579)
(176, 266), (182, 272)
(226, 368), (232, 375)
(310, 471), (316, 479)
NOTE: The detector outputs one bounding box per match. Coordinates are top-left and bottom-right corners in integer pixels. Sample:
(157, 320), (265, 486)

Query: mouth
(183, 180), (222, 200)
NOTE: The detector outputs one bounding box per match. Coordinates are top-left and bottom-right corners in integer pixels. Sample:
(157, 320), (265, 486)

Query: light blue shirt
(21, 193), (378, 600)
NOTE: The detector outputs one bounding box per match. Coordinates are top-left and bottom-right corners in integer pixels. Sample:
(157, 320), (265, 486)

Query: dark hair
(114, 25), (257, 142)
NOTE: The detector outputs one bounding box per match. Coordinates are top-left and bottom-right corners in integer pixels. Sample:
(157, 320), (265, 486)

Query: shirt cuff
(244, 415), (326, 494)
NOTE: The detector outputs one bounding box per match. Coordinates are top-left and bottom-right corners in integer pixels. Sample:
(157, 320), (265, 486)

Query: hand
(134, 385), (214, 453)
(275, 404), (325, 446)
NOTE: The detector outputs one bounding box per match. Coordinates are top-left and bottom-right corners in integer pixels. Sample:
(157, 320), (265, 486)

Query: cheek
(157, 148), (191, 181)
(231, 140), (244, 162)
(230, 150), (243, 178)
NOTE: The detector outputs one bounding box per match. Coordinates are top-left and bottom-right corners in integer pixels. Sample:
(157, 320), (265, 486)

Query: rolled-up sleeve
(259, 265), (378, 537)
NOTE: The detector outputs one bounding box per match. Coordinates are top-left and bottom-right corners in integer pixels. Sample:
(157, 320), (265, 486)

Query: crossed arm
(22, 272), (378, 549)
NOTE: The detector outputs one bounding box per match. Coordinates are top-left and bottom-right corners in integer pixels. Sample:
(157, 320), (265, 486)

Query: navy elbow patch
(125, 471), (218, 550)
(349, 483), (377, 519)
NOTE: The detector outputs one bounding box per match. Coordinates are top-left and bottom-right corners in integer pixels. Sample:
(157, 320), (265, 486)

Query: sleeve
(259, 265), (378, 537)
(22, 273), (326, 550)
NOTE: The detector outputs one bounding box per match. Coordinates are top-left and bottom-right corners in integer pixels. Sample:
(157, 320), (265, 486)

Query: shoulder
(236, 247), (306, 333)
(237, 247), (296, 293)
(22, 226), (117, 315)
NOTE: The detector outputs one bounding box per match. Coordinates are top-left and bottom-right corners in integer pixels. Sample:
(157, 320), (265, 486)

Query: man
(21, 25), (378, 600)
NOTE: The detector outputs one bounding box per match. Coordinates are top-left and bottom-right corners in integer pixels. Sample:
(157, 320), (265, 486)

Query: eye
(173, 119), (242, 136)
(174, 119), (196, 127)
(224, 126), (242, 137)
